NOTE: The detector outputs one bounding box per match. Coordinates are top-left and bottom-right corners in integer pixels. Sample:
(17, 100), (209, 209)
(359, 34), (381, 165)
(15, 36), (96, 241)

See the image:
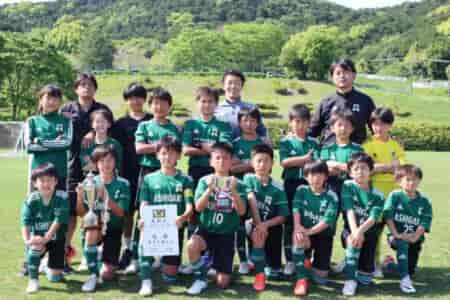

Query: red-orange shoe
(304, 258), (312, 270)
(294, 278), (308, 296)
(253, 272), (266, 292)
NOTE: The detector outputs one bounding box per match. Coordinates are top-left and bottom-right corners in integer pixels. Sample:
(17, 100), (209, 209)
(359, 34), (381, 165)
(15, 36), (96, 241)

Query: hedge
(266, 121), (450, 151)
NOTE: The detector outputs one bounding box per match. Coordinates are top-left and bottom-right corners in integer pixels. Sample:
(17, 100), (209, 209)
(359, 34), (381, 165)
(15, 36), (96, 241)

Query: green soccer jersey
(383, 189), (432, 241)
(341, 180), (384, 236)
(21, 190), (70, 240)
(292, 185), (338, 236)
(320, 142), (363, 180)
(83, 176), (130, 230)
(182, 117), (232, 168)
(135, 119), (181, 168)
(139, 169), (194, 216)
(26, 112), (73, 180)
(243, 174), (289, 221)
(194, 174), (247, 234)
(79, 137), (123, 173)
(279, 135), (320, 181)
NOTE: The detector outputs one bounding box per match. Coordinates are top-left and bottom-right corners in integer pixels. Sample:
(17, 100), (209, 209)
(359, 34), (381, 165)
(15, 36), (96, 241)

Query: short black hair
(148, 87), (172, 106)
(156, 136), (182, 153)
(329, 58), (357, 76)
(222, 69), (246, 86)
(304, 160), (329, 177)
(123, 82), (147, 100)
(238, 107), (261, 124)
(31, 163), (59, 182)
(370, 107), (395, 125)
(289, 103), (311, 121)
(347, 152), (374, 172)
(90, 108), (114, 125)
(195, 86), (219, 103)
(39, 84), (62, 100)
(251, 143), (274, 160)
(395, 164), (423, 181)
(90, 144), (117, 165)
(329, 108), (355, 127)
(74, 72), (98, 90)
(211, 141), (233, 157)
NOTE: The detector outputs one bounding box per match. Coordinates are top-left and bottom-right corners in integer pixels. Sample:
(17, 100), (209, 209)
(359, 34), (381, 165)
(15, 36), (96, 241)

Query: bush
(256, 103), (278, 110)
(260, 109), (281, 119)
(266, 121), (450, 151)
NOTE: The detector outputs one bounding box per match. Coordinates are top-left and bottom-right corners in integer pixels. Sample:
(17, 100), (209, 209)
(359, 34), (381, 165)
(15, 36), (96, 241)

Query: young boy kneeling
(186, 142), (247, 295)
(245, 144), (289, 291)
(22, 163), (70, 293)
(291, 161), (338, 296)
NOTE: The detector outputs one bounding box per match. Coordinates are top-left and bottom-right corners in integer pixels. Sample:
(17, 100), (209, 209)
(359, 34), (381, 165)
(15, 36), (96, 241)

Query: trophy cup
(83, 171), (98, 228)
(213, 176), (233, 211)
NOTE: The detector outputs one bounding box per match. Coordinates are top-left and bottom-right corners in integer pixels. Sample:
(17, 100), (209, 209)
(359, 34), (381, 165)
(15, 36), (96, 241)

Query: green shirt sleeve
(292, 187), (303, 214)
(369, 193), (384, 221)
(138, 178), (152, 204)
(117, 181), (131, 213)
(383, 192), (395, 221)
(319, 148), (330, 161)
(54, 194), (69, 224)
(112, 139), (123, 173)
(41, 118), (73, 150)
(341, 181), (354, 212)
(194, 177), (208, 204)
(243, 174), (255, 194)
(321, 193), (338, 227)
(135, 122), (147, 143)
(184, 176), (195, 205)
(236, 181), (248, 209)
(279, 138), (290, 163)
(25, 118), (46, 153)
(21, 198), (32, 226)
(420, 198), (433, 232)
(182, 120), (194, 146)
(275, 189), (290, 217)
(219, 123), (232, 144)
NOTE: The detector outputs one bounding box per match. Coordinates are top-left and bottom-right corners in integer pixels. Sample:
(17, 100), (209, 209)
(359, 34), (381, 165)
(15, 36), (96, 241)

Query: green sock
(80, 230), (85, 252)
(344, 246), (360, 281)
(191, 258), (207, 281)
(138, 246), (153, 281)
(284, 223), (293, 262)
(396, 239), (409, 279)
(84, 245), (99, 276)
(132, 223), (140, 260)
(46, 271), (63, 282)
(251, 247), (266, 274)
(292, 247), (306, 280)
(27, 249), (41, 280)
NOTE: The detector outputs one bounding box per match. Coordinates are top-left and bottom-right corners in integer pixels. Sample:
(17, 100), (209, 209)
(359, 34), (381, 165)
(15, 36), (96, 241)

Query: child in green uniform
(80, 109), (123, 174)
(76, 145), (130, 292)
(137, 137), (194, 296)
(127, 88), (181, 274)
(320, 108), (363, 199)
(231, 106), (264, 274)
(186, 142), (247, 295)
(291, 161), (338, 297)
(280, 104), (320, 275)
(341, 153), (384, 296)
(246, 144), (289, 292)
(21, 163), (70, 293)
(383, 164), (432, 294)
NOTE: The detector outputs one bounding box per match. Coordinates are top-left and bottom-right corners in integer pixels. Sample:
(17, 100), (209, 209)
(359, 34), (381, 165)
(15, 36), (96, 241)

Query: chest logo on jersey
(56, 124), (64, 133)
(36, 212), (43, 219)
(290, 150), (297, 155)
(114, 190), (120, 199)
(238, 150), (245, 156)
(211, 128), (219, 137)
(352, 104), (360, 112)
(397, 204), (403, 210)
(418, 207), (423, 216)
(331, 154), (336, 160)
(193, 129), (200, 135)
(176, 184), (183, 193)
(264, 196), (272, 205)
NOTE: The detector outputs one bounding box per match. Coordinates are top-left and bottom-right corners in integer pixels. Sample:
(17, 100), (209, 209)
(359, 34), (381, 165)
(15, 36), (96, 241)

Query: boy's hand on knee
(138, 219), (145, 231)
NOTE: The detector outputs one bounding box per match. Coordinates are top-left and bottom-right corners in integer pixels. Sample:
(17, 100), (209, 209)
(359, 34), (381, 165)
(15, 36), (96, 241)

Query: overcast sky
(0, 0), (423, 9)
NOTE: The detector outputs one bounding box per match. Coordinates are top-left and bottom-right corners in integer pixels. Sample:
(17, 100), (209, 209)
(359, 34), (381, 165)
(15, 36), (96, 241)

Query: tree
(167, 12), (194, 39)
(0, 33), (75, 120)
(279, 25), (342, 80)
(46, 15), (85, 53)
(78, 27), (114, 71)
(165, 29), (228, 71)
(223, 22), (286, 71)
(424, 35), (450, 79)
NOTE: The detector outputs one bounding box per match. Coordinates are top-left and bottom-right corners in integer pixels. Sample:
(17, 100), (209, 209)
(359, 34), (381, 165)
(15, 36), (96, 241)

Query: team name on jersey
(34, 222), (50, 231)
(354, 205), (369, 219)
(154, 194), (182, 203)
(394, 213), (420, 226)
(304, 209), (320, 224)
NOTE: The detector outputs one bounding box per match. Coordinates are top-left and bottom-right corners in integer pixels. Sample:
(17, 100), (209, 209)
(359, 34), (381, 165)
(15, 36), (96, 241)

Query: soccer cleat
(342, 279), (358, 296)
(253, 272), (266, 292)
(18, 262), (29, 277)
(124, 259), (139, 274)
(187, 279), (208, 295)
(26, 279), (39, 294)
(331, 260), (345, 274)
(238, 262), (250, 275)
(207, 268), (217, 277)
(283, 261), (295, 276)
(118, 249), (133, 270)
(400, 275), (416, 294)
(304, 258), (312, 270)
(77, 258), (88, 272)
(139, 279), (153, 296)
(373, 264), (384, 278)
(81, 274), (97, 292)
(178, 264), (193, 275)
(294, 278), (308, 296)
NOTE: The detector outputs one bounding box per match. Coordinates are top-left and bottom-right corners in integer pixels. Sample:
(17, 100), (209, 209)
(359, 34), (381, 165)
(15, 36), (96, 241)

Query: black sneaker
(119, 249), (133, 270)
(18, 262), (28, 277)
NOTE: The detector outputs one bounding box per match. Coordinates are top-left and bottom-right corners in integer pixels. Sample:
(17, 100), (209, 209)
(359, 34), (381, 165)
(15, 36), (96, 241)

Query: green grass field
(0, 152), (449, 299)
(93, 74), (450, 125)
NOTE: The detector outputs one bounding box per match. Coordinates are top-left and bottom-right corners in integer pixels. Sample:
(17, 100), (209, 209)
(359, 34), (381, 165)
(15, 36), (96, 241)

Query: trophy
(83, 171), (98, 228)
(213, 176), (233, 211)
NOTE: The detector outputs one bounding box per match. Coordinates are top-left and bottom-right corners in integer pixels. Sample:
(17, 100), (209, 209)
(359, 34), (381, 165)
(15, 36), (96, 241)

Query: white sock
(124, 238), (132, 250)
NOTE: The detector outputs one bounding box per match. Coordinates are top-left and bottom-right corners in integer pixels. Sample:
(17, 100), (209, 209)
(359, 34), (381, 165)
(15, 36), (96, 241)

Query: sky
(0, 0), (423, 9)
